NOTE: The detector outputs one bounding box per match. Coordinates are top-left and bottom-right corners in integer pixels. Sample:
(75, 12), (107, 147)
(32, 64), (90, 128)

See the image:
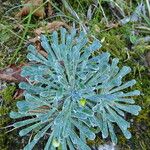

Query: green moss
(87, 137), (104, 147)
(89, 23), (130, 58)
(0, 85), (16, 102)
(0, 85), (16, 125)
(0, 85), (17, 150)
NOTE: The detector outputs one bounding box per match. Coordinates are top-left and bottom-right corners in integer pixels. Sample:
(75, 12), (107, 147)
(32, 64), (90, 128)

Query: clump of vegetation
(10, 28), (141, 150)
(0, 85), (16, 150)
(0, 85), (16, 124)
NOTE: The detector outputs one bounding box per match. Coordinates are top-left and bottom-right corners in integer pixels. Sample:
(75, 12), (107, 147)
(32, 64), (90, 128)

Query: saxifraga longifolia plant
(9, 28), (141, 150)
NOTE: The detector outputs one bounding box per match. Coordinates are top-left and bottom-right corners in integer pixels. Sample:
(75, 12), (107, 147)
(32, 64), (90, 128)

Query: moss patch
(0, 85), (17, 150)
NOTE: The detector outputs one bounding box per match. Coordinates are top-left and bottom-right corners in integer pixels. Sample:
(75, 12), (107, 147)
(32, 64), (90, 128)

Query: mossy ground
(0, 0), (150, 149)
(0, 85), (19, 150)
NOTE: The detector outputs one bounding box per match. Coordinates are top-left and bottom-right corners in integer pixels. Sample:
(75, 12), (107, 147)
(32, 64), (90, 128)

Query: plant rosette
(10, 28), (141, 150)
